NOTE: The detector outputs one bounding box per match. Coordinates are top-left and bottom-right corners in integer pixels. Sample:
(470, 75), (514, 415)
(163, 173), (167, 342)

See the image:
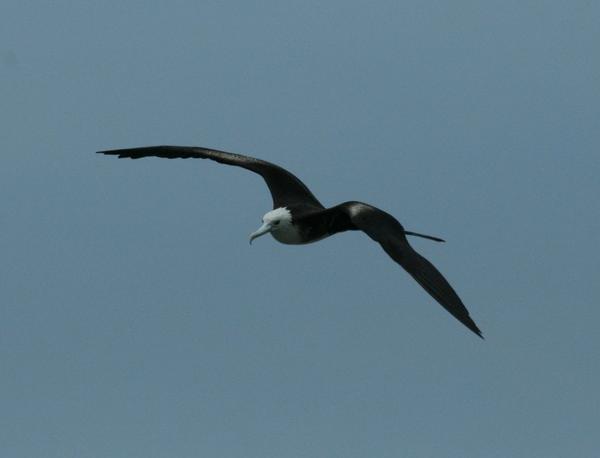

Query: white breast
(271, 223), (305, 244)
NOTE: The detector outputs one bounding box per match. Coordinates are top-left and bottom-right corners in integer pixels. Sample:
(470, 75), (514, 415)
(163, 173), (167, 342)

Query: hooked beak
(249, 222), (272, 245)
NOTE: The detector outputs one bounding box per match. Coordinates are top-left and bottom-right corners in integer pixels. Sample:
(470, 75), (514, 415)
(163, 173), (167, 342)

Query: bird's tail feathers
(404, 230), (445, 243)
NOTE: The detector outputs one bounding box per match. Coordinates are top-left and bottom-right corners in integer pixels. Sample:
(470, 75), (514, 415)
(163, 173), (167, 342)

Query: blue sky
(1, 1), (599, 457)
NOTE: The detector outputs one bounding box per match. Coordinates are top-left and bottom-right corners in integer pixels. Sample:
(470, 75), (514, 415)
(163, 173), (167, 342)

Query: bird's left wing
(98, 145), (324, 209)
(328, 202), (483, 338)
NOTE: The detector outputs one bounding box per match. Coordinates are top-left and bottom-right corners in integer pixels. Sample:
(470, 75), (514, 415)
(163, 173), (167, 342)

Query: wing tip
(96, 149), (137, 159)
(466, 321), (484, 339)
(97, 149), (119, 156)
(96, 146), (198, 159)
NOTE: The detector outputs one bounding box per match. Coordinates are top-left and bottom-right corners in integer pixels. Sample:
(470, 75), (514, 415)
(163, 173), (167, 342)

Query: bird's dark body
(98, 145), (483, 338)
(288, 202), (358, 243)
(289, 201), (408, 244)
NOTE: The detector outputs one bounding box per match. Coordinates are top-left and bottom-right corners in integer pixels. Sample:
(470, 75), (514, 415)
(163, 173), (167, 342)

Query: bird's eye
(273, 221), (280, 225)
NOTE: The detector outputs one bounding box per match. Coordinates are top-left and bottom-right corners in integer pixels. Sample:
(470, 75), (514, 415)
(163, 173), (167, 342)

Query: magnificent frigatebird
(98, 145), (483, 338)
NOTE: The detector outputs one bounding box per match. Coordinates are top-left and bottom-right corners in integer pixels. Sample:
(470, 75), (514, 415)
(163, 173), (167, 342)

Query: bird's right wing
(335, 202), (483, 338)
(98, 145), (324, 209)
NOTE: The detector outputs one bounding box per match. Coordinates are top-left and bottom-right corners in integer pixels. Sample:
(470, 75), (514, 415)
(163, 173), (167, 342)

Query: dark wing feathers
(99, 147), (482, 337)
(98, 145), (323, 209)
(335, 202), (483, 338)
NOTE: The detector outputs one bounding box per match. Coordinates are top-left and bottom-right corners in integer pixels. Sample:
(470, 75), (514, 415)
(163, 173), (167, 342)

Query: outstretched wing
(97, 145), (324, 209)
(329, 202), (483, 338)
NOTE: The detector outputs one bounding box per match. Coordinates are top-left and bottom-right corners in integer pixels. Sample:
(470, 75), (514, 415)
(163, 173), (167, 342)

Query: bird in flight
(98, 145), (483, 338)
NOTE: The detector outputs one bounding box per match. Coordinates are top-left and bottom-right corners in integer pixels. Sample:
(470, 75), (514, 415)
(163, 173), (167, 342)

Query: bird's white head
(249, 207), (293, 244)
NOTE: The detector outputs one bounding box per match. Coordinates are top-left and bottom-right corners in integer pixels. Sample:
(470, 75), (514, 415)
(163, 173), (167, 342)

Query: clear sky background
(1, 1), (599, 457)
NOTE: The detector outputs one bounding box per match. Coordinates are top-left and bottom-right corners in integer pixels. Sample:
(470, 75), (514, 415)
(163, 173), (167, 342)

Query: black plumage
(98, 145), (483, 338)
